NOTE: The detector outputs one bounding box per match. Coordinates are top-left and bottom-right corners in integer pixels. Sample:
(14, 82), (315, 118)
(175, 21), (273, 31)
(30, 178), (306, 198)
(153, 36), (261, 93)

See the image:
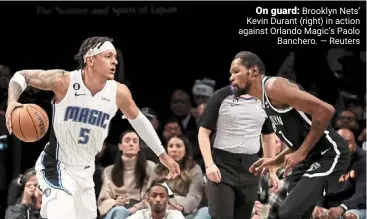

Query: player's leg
(45, 189), (77, 219)
(35, 153), (79, 219)
(77, 186), (98, 219)
(278, 154), (344, 219)
(277, 176), (325, 219)
(36, 171), (78, 219)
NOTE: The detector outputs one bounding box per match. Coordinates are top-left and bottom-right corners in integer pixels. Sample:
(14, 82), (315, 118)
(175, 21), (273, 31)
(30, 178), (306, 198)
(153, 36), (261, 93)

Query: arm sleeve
(199, 86), (232, 130)
(261, 118), (274, 134)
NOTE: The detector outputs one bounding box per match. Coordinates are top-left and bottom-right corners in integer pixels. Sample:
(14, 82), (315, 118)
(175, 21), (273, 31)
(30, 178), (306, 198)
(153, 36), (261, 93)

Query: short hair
(147, 181), (168, 195)
(74, 36), (114, 69)
(234, 51), (266, 75)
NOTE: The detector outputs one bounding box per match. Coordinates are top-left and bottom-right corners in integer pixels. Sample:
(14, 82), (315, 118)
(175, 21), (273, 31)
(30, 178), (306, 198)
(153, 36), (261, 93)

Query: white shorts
(35, 152), (97, 219)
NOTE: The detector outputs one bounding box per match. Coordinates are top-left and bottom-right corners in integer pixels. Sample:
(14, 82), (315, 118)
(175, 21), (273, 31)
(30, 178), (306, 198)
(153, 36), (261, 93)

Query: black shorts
(277, 140), (350, 219)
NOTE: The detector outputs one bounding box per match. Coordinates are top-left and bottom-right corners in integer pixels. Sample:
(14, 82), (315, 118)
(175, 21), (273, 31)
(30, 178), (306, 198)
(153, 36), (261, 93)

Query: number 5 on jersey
(79, 128), (91, 144)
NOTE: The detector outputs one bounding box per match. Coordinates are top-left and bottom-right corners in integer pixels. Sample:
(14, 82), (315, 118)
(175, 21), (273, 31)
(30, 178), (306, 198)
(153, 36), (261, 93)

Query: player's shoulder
(115, 82), (133, 101)
(264, 76), (299, 95)
(115, 81), (129, 93)
(51, 70), (71, 93)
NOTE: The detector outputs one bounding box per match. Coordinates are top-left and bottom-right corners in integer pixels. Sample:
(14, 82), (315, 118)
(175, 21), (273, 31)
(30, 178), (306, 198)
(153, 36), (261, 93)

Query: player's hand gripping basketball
(5, 101), (23, 134)
(159, 153), (180, 179)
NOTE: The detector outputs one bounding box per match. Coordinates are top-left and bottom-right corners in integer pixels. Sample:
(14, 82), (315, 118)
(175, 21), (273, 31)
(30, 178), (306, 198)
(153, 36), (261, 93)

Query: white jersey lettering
(47, 70), (118, 165)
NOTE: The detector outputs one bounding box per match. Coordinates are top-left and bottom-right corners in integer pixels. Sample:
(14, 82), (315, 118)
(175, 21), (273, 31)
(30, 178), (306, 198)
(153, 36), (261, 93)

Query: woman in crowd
(155, 135), (210, 219)
(98, 130), (157, 219)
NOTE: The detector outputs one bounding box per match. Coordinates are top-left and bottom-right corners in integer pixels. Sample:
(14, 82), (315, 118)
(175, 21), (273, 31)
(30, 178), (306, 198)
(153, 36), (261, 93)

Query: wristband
(340, 204), (348, 212)
(10, 72), (27, 92)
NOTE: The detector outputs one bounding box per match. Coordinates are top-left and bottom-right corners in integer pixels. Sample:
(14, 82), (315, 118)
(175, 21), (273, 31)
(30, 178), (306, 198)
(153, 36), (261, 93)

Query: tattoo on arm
(23, 70), (64, 91)
(7, 81), (23, 103)
(8, 69), (65, 103)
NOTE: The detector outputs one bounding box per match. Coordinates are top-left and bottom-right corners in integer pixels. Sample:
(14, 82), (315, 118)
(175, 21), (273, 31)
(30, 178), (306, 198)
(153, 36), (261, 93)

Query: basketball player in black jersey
(228, 51), (350, 219)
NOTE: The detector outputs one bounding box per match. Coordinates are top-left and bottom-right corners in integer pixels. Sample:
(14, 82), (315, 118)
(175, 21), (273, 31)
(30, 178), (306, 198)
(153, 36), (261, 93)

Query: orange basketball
(11, 104), (49, 142)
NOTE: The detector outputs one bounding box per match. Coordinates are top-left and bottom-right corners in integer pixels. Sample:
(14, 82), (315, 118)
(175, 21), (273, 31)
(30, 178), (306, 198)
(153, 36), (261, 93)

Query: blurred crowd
(0, 47), (365, 219)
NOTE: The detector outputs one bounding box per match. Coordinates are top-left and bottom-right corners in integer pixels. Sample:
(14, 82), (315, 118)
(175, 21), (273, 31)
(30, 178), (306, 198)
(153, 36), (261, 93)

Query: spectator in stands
(251, 141), (288, 219)
(358, 128), (366, 147)
(98, 130), (158, 219)
(142, 107), (160, 131)
(127, 182), (185, 219)
(196, 103), (207, 120)
(5, 168), (42, 219)
(155, 135), (210, 219)
(162, 117), (183, 145)
(335, 110), (360, 138)
(170, 90), (197, 134)
(251, 171), (288, 219)
(346, 98), (366, 140)
(312, 128), (366, 219)
(192, 103), (207, 126)
(192, 78), (216, 107)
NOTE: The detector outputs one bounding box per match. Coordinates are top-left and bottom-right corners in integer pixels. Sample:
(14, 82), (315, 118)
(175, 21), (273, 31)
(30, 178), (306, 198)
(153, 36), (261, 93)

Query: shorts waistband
(41, 151), (94, 170)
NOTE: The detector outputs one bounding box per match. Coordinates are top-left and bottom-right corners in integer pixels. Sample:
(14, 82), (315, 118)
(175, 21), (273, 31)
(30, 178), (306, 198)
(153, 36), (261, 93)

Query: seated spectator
(5, 168), (42, 219)
(98, 130), (157, 219)
(312, 128), (366, 219)
(335, 110), (360, 140)
(155, 135), (210, 219)
(251, 141), (289, 219)
(127, 182), (185, 219)
(162, 117), (183, 145)
(251, 168), (288, 219)
(191, 78), (216, 107)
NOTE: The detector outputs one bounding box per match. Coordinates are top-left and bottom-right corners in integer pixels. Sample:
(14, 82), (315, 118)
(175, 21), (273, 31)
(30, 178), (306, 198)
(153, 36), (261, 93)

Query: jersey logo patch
(307, 162), (321, 172)
(321, 148), (331, 155)
(73, 83), (80, 90)
(44, 188), (51, 197)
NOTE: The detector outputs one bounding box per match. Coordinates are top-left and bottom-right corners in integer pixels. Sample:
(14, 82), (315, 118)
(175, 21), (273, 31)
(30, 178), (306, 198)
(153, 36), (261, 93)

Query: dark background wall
(0, 1), (365, 170)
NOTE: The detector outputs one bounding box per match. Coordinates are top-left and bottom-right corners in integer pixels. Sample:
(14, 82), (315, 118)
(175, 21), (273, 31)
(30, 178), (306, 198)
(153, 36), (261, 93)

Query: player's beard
(234, 82), (251, 99)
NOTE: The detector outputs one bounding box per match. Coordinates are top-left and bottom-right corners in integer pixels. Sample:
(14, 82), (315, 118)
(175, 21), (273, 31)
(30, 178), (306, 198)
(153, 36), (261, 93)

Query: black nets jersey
(261, 76), (349, 162)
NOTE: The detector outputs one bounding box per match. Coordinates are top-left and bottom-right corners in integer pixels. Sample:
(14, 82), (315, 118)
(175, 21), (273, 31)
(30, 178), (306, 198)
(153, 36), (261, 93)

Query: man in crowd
(127, 183), (185, 219)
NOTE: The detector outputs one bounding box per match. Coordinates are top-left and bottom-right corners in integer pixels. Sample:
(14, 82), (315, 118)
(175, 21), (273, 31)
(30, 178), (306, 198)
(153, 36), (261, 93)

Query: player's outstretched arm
(8, 69), (67, 103)
(116, 82), (166, 156)
(116, 83), (180, 178)
(265, 78), (335, 156)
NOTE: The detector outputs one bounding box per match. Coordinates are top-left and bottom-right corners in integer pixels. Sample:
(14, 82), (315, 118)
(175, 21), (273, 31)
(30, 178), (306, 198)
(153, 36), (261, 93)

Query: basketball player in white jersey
(5, 36), (180, 219)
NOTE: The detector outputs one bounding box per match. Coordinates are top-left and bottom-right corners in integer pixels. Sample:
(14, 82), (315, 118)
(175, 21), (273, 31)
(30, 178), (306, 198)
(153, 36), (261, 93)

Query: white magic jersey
(47, 70), (118, 165)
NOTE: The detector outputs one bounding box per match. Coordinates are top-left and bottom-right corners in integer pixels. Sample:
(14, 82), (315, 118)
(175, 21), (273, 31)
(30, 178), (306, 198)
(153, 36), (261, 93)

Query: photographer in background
(5, 169), (42, 219)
